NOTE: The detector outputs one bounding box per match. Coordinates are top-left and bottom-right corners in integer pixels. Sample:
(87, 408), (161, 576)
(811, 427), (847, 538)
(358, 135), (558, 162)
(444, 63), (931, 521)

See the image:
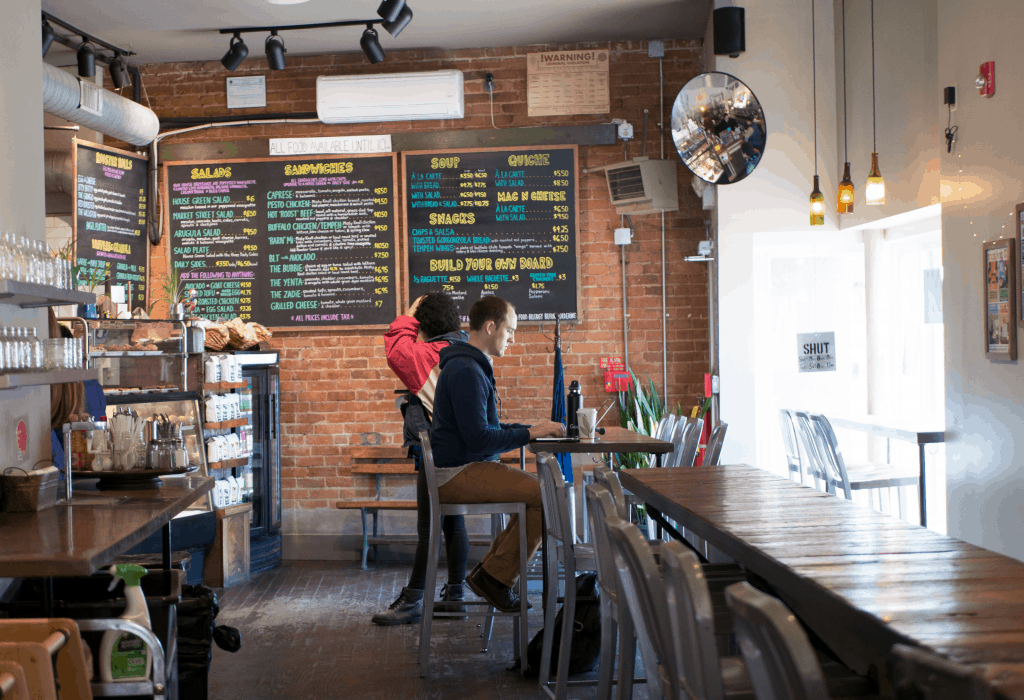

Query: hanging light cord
(811, 0), (817, 176)
(842, 0), (848, 162)
(945, 105), (958, 153)
(870, 0), (876, 152)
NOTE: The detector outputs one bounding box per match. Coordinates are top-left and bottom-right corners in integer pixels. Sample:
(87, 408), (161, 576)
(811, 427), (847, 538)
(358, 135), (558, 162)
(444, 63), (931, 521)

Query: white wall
(938, 0), (1024, 561)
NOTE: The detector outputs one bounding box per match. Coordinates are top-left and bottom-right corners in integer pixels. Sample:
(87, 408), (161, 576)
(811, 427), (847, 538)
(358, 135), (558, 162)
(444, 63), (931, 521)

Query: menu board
(74, 140), (149, 310)
(164, 154), (398, 328)
(402, 146), (579, 322)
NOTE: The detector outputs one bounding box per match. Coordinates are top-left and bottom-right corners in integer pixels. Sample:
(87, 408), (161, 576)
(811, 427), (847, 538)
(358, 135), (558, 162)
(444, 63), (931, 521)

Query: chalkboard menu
(164, 154), (398, 328)
(74, 140), (149, 310)
(402, 146), (579, 322)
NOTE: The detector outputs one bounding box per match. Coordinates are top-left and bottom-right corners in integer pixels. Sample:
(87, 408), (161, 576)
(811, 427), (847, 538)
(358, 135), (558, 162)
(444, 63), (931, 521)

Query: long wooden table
(618, 464), (1024, 699)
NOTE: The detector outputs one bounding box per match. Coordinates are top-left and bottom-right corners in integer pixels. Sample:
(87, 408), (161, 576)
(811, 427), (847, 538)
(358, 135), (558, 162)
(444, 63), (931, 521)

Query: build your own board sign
(797, 332), (837, 373)
(402, 145), (580, 322)
(163, 154), (398, 329)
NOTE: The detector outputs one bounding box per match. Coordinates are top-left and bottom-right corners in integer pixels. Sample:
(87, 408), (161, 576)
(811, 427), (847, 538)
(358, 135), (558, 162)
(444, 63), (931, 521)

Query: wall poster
(984, 238), (1016, 361)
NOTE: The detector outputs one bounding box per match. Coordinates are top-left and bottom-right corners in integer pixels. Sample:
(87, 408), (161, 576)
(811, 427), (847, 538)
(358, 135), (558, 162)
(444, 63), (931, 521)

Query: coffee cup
(577, 408), (598, 439)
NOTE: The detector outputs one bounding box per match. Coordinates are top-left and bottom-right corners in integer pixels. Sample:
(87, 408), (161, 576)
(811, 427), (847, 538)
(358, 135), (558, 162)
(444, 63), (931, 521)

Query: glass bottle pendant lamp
(838, 162), (854, 213)
(865, 152), (886, 205)
(810, 175), (825, 225)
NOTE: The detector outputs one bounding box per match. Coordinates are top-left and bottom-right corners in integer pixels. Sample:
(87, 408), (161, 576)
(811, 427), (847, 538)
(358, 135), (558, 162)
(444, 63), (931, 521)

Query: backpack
(515, 572), (602, 676)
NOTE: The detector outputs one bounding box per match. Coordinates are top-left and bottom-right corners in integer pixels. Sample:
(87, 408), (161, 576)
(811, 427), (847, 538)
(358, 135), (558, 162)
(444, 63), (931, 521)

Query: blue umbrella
(551, 344), (573, 482)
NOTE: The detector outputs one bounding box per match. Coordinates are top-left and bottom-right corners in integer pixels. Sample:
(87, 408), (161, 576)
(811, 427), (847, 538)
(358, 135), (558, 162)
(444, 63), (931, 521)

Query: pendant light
(808, 0), (823, 225)
(865, 0), (886, 206)
(837, 0), (854, 213)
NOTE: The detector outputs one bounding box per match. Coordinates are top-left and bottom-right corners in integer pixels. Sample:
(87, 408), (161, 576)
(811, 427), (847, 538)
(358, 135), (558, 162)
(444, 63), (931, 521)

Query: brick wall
(137, 39), (708, 537)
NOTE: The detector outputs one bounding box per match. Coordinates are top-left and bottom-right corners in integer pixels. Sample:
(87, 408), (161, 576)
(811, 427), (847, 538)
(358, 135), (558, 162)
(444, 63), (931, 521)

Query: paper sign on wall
(797, 332), (836, 373)
(527, 50), (610, 117)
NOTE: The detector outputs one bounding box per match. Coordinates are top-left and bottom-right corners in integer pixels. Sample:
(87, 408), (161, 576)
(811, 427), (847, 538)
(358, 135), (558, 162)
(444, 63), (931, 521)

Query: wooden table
(525, 425), (674, 466)
(0, 476), (214, 578)
(619, 465), (1024, 699)
(827, 414), (945, 527)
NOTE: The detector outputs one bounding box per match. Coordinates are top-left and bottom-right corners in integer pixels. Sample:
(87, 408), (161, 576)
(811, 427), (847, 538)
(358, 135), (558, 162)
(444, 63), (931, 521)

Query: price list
(164, 155), (398, 328)
(74, 141), (149, 310)
(402, 146), (579, 322)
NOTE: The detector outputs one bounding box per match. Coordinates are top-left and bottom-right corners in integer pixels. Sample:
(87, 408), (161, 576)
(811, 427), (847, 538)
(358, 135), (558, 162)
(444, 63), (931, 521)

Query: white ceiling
(41, 0), (711, 67)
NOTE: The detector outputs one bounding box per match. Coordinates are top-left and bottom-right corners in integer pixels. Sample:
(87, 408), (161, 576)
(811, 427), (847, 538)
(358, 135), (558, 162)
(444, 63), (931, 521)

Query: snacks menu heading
(164, 155), (397, 327)
(402, 146), (579, 322)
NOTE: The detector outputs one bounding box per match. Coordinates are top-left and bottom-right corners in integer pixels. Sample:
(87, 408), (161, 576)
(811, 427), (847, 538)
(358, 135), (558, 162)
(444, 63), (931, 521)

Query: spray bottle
(99, 564), (153, 682)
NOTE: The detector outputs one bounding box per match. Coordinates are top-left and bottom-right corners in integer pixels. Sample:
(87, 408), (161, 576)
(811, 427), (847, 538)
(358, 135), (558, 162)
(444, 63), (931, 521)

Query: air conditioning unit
(591, 157), (679, 215)
(316, 70), (464, 124)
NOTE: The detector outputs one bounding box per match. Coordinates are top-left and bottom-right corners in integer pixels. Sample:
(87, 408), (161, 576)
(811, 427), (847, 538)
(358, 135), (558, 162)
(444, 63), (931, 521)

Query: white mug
(577, 408), (598, 439)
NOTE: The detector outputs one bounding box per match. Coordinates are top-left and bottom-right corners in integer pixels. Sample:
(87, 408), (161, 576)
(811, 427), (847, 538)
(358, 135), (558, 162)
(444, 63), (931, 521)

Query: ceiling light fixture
(361, 25), (386, 64)
(382, 5), (413, 37)
(808, 0), (823, 226)
(77, 39), (96, 78)
(265, 31), (286, 70)
(377, 0), (406, 23)
(42, 20), (55, 57)
(221, 33), (249, 71)
(837, 0), (854, 213)
(865, 0), (886, 206)
(109, 52), (131, 89)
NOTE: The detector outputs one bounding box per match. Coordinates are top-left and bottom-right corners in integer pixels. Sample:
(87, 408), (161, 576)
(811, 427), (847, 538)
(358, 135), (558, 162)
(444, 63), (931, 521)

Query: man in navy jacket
(431, 296), (564, 612)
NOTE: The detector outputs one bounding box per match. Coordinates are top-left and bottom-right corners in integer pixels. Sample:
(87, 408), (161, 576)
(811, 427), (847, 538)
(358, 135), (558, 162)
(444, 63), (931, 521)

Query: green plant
(617, 370), (666, 469)
(56, 240), (111, 292)
(148, 266), (186, 315)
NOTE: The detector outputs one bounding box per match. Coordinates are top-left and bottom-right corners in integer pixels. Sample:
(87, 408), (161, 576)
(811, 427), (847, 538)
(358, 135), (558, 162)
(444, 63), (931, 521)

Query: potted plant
(57, 241), (110, 318)
(148, 267), (187, 319)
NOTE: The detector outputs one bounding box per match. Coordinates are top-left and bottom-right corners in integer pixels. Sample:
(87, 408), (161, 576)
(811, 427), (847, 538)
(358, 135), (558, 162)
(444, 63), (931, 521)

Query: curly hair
(414, 292), (461, 339)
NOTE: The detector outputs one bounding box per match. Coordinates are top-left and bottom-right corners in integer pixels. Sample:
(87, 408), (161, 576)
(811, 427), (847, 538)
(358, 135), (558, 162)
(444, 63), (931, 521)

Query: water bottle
(566, 380), (582, 437)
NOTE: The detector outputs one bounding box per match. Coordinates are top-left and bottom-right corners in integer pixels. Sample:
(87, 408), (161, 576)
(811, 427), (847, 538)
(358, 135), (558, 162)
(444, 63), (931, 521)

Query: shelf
(0, 279), (96, 308)
(204, 418), (249, 430)
(208, 456), (250, 470)
(0, 367), (98, 391)
(202, 381), (248, 392)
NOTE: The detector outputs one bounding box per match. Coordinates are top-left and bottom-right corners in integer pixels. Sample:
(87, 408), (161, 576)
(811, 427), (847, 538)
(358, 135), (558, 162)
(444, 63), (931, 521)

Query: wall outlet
(614, 227), (632, 245)
(648, 40), (665, 58)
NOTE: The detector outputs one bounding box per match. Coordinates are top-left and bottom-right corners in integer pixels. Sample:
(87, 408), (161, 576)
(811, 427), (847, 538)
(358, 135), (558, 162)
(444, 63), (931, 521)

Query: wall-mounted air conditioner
(316, 70), (464, 124)
(591, 157), (679, 215)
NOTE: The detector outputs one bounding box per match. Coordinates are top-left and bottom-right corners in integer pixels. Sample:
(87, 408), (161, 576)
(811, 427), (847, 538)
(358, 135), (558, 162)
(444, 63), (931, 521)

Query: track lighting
(42, 20), (55, 57)
(265, 31), (286, 70)
(221, 33), (249, 71)
(77, 39), (96, 78)
(361, 26), (386, 64)
(108, 53), (130, 88)
(382, 5), (413, 37)
(376, 0), (406, 23)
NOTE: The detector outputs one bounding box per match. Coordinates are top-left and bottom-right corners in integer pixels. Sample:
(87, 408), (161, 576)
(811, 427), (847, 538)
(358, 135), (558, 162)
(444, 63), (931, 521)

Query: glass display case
(73, 318), (190, 394)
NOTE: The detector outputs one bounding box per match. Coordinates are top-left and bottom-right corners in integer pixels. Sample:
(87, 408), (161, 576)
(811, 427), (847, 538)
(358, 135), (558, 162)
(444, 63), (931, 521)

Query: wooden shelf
(203, 418), (249, 430)
(0, 279), (96, 308)
(203, 381), (248, 392)
(208, 456), (250, 470)
(0, 367), (99, 391)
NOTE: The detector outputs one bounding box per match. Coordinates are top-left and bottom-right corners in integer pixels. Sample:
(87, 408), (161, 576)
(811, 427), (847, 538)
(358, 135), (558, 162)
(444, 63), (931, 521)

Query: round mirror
(671, 72), (767, 184)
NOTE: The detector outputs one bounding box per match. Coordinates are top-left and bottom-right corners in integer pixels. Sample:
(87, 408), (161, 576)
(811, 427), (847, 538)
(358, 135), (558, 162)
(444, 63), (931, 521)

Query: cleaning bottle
(99, 564), (153, 682)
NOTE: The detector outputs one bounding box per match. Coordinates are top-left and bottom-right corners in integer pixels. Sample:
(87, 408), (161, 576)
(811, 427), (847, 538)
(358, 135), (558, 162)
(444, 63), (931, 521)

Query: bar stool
(416, 431), (530, 676)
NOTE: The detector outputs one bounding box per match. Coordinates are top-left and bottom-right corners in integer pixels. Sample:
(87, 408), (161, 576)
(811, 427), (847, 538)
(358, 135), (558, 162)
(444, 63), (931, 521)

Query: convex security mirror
(671, 71), (767, 184)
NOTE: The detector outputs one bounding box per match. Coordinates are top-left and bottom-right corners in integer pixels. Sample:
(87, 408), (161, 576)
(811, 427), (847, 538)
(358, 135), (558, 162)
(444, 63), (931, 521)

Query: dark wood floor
(210, 561), (636, 700)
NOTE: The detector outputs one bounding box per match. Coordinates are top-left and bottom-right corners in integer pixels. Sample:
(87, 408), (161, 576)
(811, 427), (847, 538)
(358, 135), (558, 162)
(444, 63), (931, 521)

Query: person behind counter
(430, 296), (564, 612)
(371, 293), (469, 626)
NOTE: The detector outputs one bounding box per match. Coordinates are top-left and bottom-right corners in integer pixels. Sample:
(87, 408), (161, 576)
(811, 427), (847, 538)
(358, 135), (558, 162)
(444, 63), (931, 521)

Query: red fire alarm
(604, 371), (632, 393)
(978, 61), (995, 98)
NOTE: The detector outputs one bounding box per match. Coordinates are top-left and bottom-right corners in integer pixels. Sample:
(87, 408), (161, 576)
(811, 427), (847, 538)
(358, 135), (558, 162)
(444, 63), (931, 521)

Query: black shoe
(436, 583), (468, 620)
(466, 566), (530, 613)
(371, 587), (423, 626)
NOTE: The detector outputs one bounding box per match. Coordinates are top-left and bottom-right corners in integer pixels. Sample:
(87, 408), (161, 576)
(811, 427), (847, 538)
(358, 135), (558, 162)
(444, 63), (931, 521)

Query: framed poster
(1017, 202), (1024, 324)
(984, 238), (1016, 361)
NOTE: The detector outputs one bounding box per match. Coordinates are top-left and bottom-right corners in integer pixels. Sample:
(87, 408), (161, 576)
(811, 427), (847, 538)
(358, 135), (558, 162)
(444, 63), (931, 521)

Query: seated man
(371, 293), (469, 626)
(430, 296), (564, 612)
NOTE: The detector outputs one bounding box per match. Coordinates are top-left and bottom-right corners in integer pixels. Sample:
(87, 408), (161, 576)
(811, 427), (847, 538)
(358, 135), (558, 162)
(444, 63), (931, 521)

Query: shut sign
(797, 332), (836, 373)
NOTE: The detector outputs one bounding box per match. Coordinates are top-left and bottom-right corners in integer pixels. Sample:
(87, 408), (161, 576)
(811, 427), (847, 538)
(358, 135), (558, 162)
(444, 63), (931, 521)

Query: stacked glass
(0, 234), (73, 290)
(0, 327), (82, 373)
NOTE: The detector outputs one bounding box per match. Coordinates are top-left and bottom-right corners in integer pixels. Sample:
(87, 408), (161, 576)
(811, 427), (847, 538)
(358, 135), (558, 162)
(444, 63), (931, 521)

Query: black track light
(109, 53), (130, 89)
(382, 5), (413, 37)
(221, 33), (249, 71)
(265, 32), (286, 70)
(42, 21), (55, 57)
(77, 39), (96, 78)
(360, 26), (386, 64)
(376, 0), (406, 23)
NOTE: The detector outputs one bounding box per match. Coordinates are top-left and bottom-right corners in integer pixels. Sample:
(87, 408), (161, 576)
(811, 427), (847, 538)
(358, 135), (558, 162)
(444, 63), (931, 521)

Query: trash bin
(177, 584), (241, 700)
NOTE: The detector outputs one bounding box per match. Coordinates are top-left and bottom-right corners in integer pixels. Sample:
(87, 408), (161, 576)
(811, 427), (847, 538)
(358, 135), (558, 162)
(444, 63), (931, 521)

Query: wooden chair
(703, 422), (729, 466)
(891, 643), (993, 700)
(417, 431), (529, 676)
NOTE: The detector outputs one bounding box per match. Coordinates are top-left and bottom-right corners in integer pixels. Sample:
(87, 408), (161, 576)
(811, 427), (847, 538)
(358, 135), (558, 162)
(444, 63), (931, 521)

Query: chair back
(607, 519), (672, 698)
(657, 413), (678, 441)
(791, 411), (829, 493)
(420, 430), (442, 519)
(584, 482), (621, 606)
(537, 452), (575, 550)
(891, 644), (993, 700)
(592, 465), (629, 521)
(724, 582), (829, 700)
(808, 414), (853, 500)
(778, 410), (803, 480)
(676, 417), (704, 468)
(703, 422), (728, 466)
(661, 539), (724, 699)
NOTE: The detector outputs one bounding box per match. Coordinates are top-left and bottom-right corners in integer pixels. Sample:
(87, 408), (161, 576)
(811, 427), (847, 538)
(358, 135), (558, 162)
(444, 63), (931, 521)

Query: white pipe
(659, 56), (667, 411)
(41, 62), (159, 146)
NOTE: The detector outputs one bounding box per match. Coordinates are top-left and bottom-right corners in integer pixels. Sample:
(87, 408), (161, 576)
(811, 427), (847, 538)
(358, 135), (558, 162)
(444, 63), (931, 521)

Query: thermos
(566, 381), (582, 437)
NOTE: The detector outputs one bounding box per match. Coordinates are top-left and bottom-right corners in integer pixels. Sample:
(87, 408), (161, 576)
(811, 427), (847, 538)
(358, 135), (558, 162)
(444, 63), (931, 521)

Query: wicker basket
(0, 468), (60, 512)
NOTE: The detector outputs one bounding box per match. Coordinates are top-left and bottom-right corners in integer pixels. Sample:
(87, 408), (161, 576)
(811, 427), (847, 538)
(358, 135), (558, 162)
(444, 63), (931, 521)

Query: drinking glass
(43, 338), (62, 370)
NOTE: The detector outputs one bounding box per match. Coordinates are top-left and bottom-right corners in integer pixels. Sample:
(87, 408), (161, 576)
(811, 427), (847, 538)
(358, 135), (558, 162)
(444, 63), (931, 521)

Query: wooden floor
(210, 560), (633, 700)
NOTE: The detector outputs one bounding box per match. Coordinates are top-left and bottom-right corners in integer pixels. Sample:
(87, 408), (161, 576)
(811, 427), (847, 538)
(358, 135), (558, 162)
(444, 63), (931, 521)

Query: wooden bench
(336, 445), (536, 569)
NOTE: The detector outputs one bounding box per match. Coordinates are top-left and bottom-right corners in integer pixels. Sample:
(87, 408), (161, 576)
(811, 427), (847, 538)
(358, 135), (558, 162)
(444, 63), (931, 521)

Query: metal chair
(891, 643), (993, 700)
(724, 581), (829, 700)
(703, 422), (729, 466)
(536, 453), (598, 700)
(417, 431), (529, 676)
(675, 417), (704, 468)
(778, 409), (805, 483)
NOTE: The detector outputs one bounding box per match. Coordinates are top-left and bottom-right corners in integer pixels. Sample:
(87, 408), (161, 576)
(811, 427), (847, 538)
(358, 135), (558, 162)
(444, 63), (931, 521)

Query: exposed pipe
(44, 150), (74, 194)
(659, 56), (667, 411)
(706, 219), (719, 427)
(41, 62), (158, 146)
(160, 112), (319, 127)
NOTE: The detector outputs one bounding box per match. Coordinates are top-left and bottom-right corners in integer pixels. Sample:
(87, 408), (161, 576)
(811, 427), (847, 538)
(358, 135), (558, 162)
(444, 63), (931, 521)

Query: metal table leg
(162, 521), (172, 570)
(918, 444), (927, 528)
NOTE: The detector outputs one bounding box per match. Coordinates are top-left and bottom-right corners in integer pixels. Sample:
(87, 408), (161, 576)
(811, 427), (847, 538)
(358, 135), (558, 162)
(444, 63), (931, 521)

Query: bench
(336, 445), (536, 569)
